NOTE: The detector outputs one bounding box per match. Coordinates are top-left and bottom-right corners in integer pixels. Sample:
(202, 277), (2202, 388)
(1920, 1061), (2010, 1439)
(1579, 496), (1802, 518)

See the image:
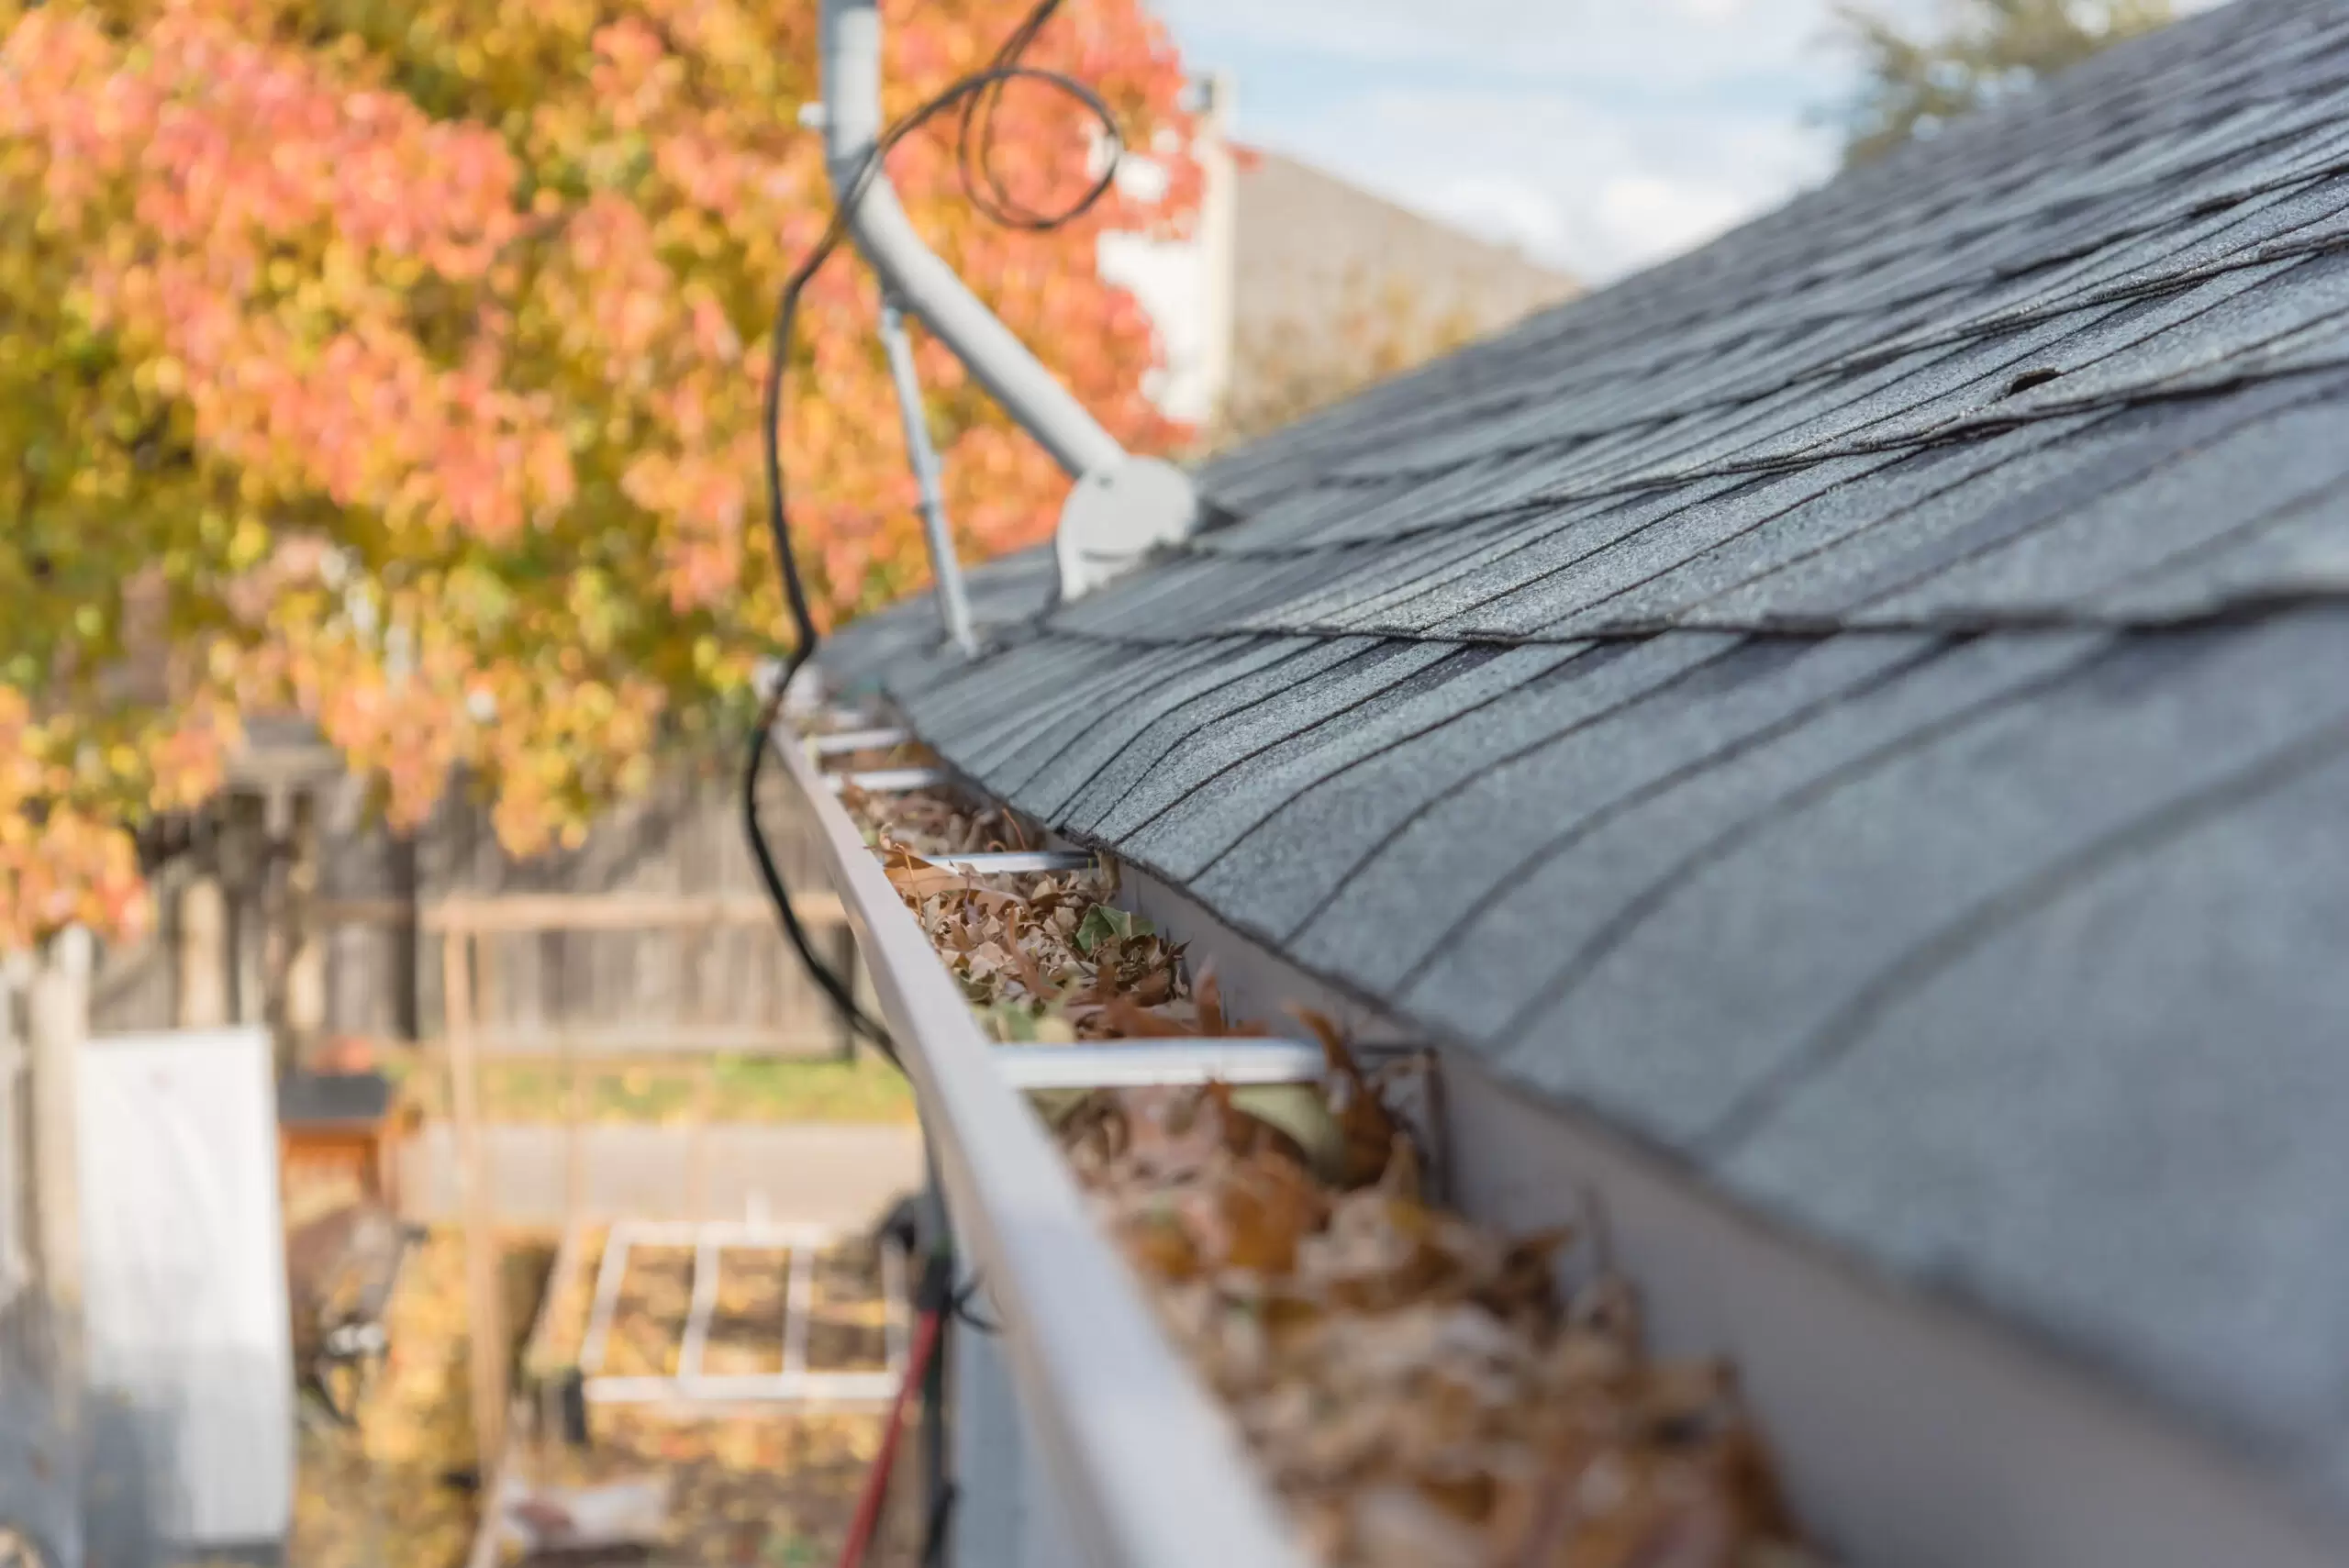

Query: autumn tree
(1827, 0), (2174, 165)
(0, 0), (1197, 948)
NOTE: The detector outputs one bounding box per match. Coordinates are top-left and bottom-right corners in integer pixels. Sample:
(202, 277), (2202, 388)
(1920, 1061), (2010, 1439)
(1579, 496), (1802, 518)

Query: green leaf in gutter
(1073, 904), (1152, 955)
(980, 1002), (1077, 1044)
(1028, 1085), (1090, 1127)
(1228, 1084), (1346, 1184)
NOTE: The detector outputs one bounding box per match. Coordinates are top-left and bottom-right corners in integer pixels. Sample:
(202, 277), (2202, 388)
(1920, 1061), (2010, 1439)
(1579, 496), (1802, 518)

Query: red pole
(835, 1301), (946, 1568)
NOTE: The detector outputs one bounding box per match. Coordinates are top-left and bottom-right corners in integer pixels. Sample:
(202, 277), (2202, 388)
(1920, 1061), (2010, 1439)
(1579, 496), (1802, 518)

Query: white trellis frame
(575, 1218), (907, 1406)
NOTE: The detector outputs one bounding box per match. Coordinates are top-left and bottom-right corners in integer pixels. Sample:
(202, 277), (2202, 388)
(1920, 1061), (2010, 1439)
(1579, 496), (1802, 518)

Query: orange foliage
(0, 0), (1197, 941)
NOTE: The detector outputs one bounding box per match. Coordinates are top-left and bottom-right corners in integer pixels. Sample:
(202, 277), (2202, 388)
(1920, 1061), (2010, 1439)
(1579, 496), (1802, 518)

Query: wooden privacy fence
(327, 888), (858, 1062)
(415, 890), (856, 1048)
(423, 890), (857, 1216)
(90, 758), (858, 1071)
(431, 888), (857, 1461)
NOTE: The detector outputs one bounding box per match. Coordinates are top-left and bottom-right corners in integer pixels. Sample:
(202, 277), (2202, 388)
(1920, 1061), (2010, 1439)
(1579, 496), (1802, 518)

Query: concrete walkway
(397, 1121), (924, 1229)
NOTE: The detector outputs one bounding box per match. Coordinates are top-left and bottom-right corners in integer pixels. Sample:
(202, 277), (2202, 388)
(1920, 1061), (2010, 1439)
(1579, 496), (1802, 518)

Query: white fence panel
(75, 1026), (293, 1551)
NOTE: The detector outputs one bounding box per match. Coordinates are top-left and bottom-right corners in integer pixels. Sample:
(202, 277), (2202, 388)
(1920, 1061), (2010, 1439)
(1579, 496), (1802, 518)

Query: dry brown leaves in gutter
(845, 773), (1823, 1568)
(841, 777), (1223, 1041)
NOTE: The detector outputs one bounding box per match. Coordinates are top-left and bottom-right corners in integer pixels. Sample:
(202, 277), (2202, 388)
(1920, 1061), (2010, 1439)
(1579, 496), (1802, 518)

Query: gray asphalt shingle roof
(819, 0), (2349, 1521)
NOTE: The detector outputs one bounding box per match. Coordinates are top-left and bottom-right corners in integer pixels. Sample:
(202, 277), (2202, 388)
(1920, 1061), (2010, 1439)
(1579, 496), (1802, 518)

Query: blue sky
(1148, 0), (1861, 284)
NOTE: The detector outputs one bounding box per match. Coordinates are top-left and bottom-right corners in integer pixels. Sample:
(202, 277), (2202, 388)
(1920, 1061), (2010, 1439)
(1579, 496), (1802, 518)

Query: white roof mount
(819, 0), (1198, 620)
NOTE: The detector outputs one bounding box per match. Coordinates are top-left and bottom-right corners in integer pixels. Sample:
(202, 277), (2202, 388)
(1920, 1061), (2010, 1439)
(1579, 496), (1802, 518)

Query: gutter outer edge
(773, 725), (1309, 1568)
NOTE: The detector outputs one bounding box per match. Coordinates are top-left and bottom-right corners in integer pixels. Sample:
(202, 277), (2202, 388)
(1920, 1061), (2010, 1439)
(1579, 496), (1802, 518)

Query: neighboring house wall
(1215, 150), (1578, 446)
(1098, 75), (1575, 437)
(1230, 148), (1578, 361)
(1097, 72), (1239, 427)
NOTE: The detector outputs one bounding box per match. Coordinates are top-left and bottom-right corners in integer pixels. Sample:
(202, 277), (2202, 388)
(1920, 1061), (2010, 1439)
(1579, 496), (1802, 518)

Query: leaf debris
(845, 767), (1829, 1568)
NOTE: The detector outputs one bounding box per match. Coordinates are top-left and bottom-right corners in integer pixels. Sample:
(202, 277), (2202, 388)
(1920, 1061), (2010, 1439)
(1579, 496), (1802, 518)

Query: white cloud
(1595, 176), (1753, 261)
(1434, 174), (1578, 261)
(1153, 0), (2250, 283)
(1153, 0), (1845, 95)
(1152, 0), (1846, 282)
(1241, 76), (1835, 281)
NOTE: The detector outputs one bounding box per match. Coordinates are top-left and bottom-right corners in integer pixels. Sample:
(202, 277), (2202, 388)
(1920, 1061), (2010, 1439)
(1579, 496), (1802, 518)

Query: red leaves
(0, 0), (1200, 932)
(13, 9), (521, 269)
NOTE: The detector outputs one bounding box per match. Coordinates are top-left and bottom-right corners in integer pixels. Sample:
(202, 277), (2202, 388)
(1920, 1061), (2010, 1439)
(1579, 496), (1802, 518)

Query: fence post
(687, 1063), (717, 1221)
(284, 787), (326, 1065)
(833, 926), (862, 1064)
(27, 928), (92, 1380)
(175, 875), (230, 1029)
(259, 784), (294, 1072)
(0, 953), (33, 1321)
(562, 1036), (586, 1225)
(442, 914), (507, 1464)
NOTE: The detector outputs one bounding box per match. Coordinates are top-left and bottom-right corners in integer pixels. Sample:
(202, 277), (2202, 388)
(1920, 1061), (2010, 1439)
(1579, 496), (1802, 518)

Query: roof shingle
(820, 0), (2349, 1522)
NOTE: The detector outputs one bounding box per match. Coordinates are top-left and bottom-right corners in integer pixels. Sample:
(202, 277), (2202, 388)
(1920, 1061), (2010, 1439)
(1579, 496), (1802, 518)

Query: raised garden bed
(471, 1223), (915, 1567)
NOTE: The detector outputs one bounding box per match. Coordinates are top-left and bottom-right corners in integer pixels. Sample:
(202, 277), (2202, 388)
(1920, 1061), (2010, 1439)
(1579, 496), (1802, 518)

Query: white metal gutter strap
(876, 849), (1097, 875)
(774, 727), (1309, 1568)
(992, 1040), (1324, 1090)
(809, 727), (912, 755)
(824, 766), (952, 795)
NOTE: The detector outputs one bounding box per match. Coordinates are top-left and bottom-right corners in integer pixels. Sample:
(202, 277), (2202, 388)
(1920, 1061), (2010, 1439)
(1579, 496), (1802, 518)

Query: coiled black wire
(743, 0), (1122, 1061)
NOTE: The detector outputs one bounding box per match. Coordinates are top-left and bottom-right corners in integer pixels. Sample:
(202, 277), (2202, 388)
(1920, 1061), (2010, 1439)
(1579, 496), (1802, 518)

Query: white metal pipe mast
(818, 0), (1199, 604)
(876, 293), (975, 655)
(818, 0), (1123, 477)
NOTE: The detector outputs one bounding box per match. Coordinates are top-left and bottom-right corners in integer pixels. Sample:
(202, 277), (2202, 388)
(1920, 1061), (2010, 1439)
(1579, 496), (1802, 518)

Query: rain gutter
(770, 706), (1308, 1568)
(1108, 868), (2349, 1568)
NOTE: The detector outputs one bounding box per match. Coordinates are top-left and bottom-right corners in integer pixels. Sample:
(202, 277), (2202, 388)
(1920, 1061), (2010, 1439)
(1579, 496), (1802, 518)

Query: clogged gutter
(826, 732), (1827, 1568)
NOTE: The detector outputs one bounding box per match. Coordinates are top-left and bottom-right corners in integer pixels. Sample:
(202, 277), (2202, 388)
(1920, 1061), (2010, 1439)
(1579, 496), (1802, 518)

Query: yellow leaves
(0, 0), (1200, 940)
(0, 690), (230, 942)
(0, 791), (150, 948)
(287, 1228), (485, 1568)
(227, 513), (272, 570)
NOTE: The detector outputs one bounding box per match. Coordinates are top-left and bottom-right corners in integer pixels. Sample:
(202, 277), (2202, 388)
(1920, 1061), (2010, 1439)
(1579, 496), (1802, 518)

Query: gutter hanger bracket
(819, 0), (1197, 610)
